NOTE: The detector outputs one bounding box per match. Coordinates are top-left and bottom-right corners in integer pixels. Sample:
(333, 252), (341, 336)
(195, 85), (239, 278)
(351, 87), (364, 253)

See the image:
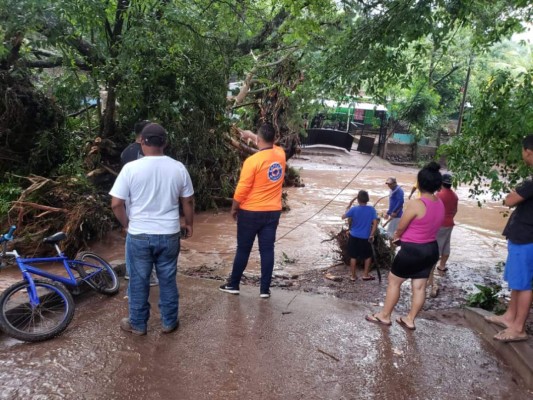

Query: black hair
(357, 190), (369, 204)
(523, 135), (533, 150)
(134, 120), (151, 135)
(417, 161), (442, 194)
(258, 123), (276, 143)
(442, 182), (452, 189)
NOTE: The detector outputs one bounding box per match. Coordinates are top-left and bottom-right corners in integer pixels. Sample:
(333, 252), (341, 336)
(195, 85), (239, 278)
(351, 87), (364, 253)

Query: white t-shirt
(109, 156), (194, 235)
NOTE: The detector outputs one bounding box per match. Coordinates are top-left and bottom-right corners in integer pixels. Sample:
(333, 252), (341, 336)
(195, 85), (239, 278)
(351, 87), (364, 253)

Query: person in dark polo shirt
(121, 120), (150, 166)
(485, 134), (533, 343)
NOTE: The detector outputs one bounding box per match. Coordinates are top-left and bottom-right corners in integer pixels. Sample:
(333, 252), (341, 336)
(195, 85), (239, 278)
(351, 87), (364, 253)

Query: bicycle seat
(43, 232), (67, 244)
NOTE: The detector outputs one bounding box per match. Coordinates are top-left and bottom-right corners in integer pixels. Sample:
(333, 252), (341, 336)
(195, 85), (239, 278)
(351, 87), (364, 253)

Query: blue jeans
(126, 233), (180, 331)
(229, 210), (281, 292)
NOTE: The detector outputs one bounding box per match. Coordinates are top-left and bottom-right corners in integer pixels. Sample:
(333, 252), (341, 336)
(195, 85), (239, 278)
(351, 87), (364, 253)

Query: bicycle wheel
(0, 279), (75, 342)
(75, 251), (119, 295)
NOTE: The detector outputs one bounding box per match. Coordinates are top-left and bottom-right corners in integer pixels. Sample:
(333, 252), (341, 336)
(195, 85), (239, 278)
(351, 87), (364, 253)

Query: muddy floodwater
(84, 146), (518, 332)
(2, 147), (533, 399)
(93, 146), (510, 306)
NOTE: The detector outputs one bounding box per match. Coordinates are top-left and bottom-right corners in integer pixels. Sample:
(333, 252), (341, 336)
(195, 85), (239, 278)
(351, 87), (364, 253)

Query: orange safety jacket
(233, 145), (286, 211)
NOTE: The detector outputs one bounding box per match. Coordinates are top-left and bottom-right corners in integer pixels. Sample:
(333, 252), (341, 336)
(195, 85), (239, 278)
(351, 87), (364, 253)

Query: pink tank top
(401, 197), (445, 244)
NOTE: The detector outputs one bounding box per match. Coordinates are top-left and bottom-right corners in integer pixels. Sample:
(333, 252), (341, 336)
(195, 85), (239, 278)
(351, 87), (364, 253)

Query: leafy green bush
(466, 283), (502, 311)
(0, 180), (22, 216)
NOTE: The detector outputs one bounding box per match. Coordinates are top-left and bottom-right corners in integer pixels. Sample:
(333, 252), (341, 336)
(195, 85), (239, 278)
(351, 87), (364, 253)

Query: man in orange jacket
(220, 123), (286, 298)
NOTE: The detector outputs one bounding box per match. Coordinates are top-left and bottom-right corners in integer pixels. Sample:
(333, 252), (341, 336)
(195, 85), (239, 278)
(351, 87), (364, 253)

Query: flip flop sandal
(362, 276), (376, 281)
(365, 314), (392, 326)
(437, 267), (448, 272)
(396, 317), (416, 331)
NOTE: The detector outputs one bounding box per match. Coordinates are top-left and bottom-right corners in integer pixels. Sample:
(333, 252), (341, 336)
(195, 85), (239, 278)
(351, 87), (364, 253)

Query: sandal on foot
(396, 317), (416, 331)
(362, 276), (376, 281)
(365, 314), (392, 326)
(484, 315), (508, 329)
(350, 276), (357, 281)
(437, 267), (448, 272)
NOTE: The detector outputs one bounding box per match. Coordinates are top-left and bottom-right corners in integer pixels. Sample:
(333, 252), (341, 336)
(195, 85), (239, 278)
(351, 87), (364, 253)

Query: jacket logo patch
(268, 162), (283, 182)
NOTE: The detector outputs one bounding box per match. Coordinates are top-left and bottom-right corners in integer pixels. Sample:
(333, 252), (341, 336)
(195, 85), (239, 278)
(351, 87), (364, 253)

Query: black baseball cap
(141, 123), (167, 141)
(442, 174), (453, 185)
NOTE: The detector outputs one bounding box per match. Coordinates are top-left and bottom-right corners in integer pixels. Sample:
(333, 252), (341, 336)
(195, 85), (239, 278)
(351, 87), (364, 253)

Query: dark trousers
(229, 210), (281, 292)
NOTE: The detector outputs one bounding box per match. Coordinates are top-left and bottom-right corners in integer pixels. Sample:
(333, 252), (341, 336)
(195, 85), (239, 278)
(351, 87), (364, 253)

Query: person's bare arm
(231, 200), (240, 220)
(180, 195), (195, 238)
(237, 128), (258, 145)
(369, 219), (378, 242)
(504, 191), (525, 208)
(111, 197), (128, 229)
(408, 186), (417, 200)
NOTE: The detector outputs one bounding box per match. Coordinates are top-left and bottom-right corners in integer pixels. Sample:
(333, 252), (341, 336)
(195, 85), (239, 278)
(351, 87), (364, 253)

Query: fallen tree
(5, 175), (113, 257)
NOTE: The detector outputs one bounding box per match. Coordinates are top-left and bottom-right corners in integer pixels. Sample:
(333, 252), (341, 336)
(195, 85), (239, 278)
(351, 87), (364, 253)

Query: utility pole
(456, 54), (473, 136)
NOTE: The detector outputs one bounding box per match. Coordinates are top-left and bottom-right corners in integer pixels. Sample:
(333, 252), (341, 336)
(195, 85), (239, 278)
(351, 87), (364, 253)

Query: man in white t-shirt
(110, 123), (195, 335)
(121, 120), (159, 286)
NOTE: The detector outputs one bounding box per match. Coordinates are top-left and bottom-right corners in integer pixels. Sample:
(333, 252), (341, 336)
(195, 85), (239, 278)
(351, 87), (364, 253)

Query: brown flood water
(91, 147), (510, 303)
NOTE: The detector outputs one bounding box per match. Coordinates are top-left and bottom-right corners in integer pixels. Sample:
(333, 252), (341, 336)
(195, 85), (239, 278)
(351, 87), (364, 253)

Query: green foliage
(0, 179), (22, 215)
(466, 283), (502, 311)
(1, 0), (532, 213)
(398, 81), (442, 134)
(441, 69), (533, 200)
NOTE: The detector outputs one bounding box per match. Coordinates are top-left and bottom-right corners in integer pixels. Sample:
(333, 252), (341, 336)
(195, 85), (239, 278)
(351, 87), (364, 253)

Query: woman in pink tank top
(366, 162), (445, 331)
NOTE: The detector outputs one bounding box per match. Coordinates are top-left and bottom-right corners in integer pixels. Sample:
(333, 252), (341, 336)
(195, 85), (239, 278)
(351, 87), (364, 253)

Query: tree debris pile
(284, 166), (304, 188)
(5, 175), (114, 258)
(333, 226), (394, 269)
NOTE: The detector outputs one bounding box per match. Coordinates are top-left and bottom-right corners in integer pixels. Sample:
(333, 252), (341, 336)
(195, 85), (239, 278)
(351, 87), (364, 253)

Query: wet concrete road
(1, 276), (531, 399)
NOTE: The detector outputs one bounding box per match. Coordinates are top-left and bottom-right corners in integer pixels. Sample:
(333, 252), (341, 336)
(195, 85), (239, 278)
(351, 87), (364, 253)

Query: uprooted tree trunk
(226, 51), (304, 188)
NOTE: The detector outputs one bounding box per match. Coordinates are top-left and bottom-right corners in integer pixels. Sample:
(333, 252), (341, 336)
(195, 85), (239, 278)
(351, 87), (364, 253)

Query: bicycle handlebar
(1, 226), (16, 243)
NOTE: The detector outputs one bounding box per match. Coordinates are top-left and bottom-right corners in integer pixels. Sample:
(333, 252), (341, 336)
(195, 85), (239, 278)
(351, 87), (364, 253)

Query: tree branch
(432, 65), (460, 87)
(68, 104), (97, 118)
(236, 8), (289, 54)
(23, 56), (91, 71)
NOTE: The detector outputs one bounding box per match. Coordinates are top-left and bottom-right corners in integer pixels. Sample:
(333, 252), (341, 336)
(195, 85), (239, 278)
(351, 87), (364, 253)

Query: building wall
(384, 143), (437, 163)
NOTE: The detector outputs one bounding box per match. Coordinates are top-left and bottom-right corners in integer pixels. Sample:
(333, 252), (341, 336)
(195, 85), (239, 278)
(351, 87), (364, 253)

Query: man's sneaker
(149, 270), (159, 287)
(219, 284), (239, 295)
(120, 318), (146, 336)
(162, 320), (179, 334)
(260, 290), (271, 299)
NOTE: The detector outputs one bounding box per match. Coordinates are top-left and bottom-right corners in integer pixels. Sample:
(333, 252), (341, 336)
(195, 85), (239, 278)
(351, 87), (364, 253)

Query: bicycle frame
(4, 250), (106, 307)
(1, 226), (109, 309)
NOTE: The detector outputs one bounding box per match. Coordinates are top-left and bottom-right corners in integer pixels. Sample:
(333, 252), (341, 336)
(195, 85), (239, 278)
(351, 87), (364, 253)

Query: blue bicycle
(0, 226), (119, 342)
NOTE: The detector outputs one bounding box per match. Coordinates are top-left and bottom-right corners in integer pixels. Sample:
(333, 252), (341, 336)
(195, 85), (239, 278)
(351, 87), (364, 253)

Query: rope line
(274, 150), (379, 242)
(191, 89), (428, 255)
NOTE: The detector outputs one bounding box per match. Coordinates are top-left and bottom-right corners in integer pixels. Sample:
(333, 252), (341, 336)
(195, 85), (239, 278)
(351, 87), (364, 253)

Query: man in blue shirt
(384, 177), (404, 245)
(343, 190), (379, 281)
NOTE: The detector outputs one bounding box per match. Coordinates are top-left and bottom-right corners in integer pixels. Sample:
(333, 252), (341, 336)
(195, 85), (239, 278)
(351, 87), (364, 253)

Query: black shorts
(348, 236), (372, 260)
(391, 241), (439, 279)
